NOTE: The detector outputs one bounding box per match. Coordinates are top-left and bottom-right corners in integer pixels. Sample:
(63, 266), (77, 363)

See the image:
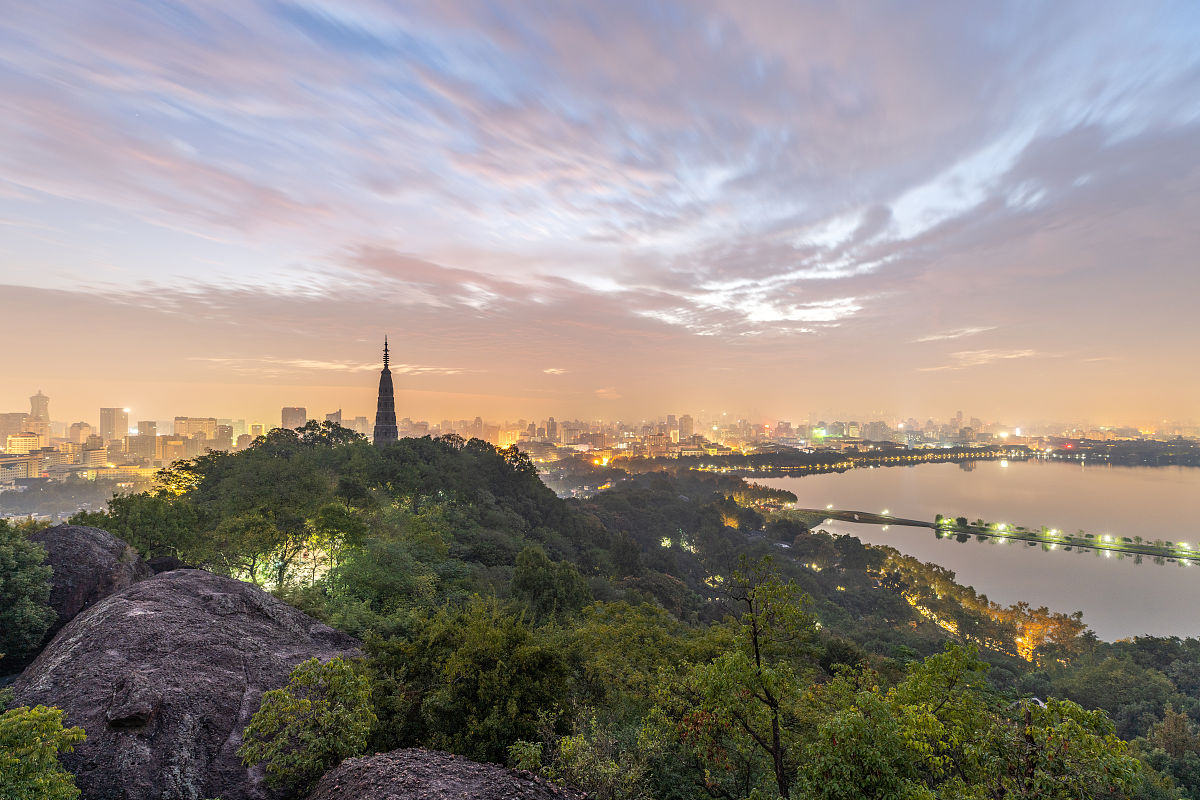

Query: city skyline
(3, 3), (1199, 423)
(2, 380), (1193, 443)
(7, 368), (1197, 493)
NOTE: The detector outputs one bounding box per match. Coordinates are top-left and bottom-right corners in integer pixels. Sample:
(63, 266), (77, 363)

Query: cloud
(594, 387), (622, 400)
(543, 368), (568, 375)
(918, 349), (1046, 372)
(2, 2), (1200, 421)
(188, 356), (465, 377)
(911, 327), (996, 343)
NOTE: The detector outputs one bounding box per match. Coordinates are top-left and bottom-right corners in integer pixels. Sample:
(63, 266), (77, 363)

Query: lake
(757, 459), (1200, 641)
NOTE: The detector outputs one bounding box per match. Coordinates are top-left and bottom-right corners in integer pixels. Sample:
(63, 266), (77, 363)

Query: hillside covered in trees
(6, 422), (1200, 799)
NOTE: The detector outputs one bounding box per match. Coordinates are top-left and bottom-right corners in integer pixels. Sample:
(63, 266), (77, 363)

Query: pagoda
(372, 337), (398, 446)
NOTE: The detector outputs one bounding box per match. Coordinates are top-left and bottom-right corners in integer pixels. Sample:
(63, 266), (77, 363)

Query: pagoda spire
(373, 337), (398, 446)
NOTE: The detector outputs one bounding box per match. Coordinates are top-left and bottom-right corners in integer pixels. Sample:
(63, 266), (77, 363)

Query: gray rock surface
(29, 523), (153, 641)
(12, 569), (359, 800)
(306, 749), (586, 800)
(147, 554), (192, 573)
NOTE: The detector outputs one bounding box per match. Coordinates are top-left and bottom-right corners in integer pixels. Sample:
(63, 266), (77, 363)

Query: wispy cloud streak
(189, 357), (466, 376)
(912, 327), (997, 343)
(918, 350), (1046, 372)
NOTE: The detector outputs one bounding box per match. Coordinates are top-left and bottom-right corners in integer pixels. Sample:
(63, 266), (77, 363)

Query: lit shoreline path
(797, 508), (1199, 566)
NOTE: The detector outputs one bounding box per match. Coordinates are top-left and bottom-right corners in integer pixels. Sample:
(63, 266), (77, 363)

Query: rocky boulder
(147, 554), (192, 573)
(28, 523), (153, 642)
(307, 749), (586, 800)
(12, 569), (359, 800)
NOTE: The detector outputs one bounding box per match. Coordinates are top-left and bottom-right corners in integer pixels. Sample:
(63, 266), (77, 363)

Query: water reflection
(759, 461), (1200, 640)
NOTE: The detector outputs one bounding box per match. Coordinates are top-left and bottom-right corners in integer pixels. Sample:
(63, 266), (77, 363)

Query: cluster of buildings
(0, 392), (375, 488)
(5, 352), (1195, 491)
(376, 412), (1193, 467)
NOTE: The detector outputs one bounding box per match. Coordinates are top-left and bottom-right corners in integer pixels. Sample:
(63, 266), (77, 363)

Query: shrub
(238, 656), (375, 797)
(0, 704), (86, 800)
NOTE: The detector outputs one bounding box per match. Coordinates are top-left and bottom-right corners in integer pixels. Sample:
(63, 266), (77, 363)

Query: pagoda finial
(383, 336), (389, 369)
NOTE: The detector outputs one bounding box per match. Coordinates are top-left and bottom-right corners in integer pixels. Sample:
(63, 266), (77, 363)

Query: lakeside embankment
(794, 507), (1198, 565)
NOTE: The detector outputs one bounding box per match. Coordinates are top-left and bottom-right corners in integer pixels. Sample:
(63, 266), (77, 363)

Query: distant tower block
(373, 337), (398, 446)
(281, 406), (307, 430)
(30, 390), (50, 420)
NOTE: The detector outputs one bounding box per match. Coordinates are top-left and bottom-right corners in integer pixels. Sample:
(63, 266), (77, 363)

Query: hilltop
(3, 423), (1199, 799)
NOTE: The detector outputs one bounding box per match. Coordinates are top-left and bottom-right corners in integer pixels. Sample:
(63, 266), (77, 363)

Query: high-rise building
(158, 436), (190, 462)
(29, 390), (49, 420)
(281, 407), (307, 430)
(5, 433), (40, 455)
(25, 390), (51, 445)
(325, 409), (342, 425)
(547, 417), (558, 442)
(863, 421), (891, 441)
(679, 414), (694, 439)
(137, 420), (157, 438)
(69, 421), (94, 443)
(99, 407), (130, 443)
(212, 425), (234, 451)
(127, 433), (157, 461)
(250, 423), (265, 438)
(0, 412), (26, 446)
(373, 338), (398, 446)
(174, 417), (217, 438)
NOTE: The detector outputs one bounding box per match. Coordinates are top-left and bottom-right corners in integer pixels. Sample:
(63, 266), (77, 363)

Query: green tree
(995, 698), (1143, 798)
(653, 557), (817, 799)
(366, 599), (571, 763)
(795, 645), (1147, 799)
(0, 704), (86, 800)
(511, 715), (653, 800)
(0, 522), (55, 666)
(208, 511), (291, 583)
(511, 546), (592, 623)
(797, 682), (919, 800)
(304, 502), (368, 582)
(238, 656), (375, 797)
(70, 491), (200, 562)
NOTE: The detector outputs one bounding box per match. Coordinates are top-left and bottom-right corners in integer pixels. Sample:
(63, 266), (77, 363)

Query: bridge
(792, 507), (1198, 565)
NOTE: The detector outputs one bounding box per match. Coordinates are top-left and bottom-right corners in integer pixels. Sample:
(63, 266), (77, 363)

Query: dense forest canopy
(5, 422), (1199, 799)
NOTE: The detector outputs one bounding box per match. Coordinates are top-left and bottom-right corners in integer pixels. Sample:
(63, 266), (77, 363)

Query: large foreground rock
(29, 524), (152, 641)
(307, 749), (586, 800)
(13, 569), (359, 800)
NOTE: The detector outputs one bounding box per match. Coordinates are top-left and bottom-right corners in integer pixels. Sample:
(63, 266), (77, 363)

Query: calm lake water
(757, 460), (1200, 641)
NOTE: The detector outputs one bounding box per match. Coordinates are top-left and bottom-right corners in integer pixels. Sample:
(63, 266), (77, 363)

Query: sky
(2, 1), (1199, 428)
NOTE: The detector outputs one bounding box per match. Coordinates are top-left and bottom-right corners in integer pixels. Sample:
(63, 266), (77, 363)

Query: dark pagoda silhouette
(372, 337), (398, 446)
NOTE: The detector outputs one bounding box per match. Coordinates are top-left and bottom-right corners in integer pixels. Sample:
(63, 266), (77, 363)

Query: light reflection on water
(757, 460), (1200, 641)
